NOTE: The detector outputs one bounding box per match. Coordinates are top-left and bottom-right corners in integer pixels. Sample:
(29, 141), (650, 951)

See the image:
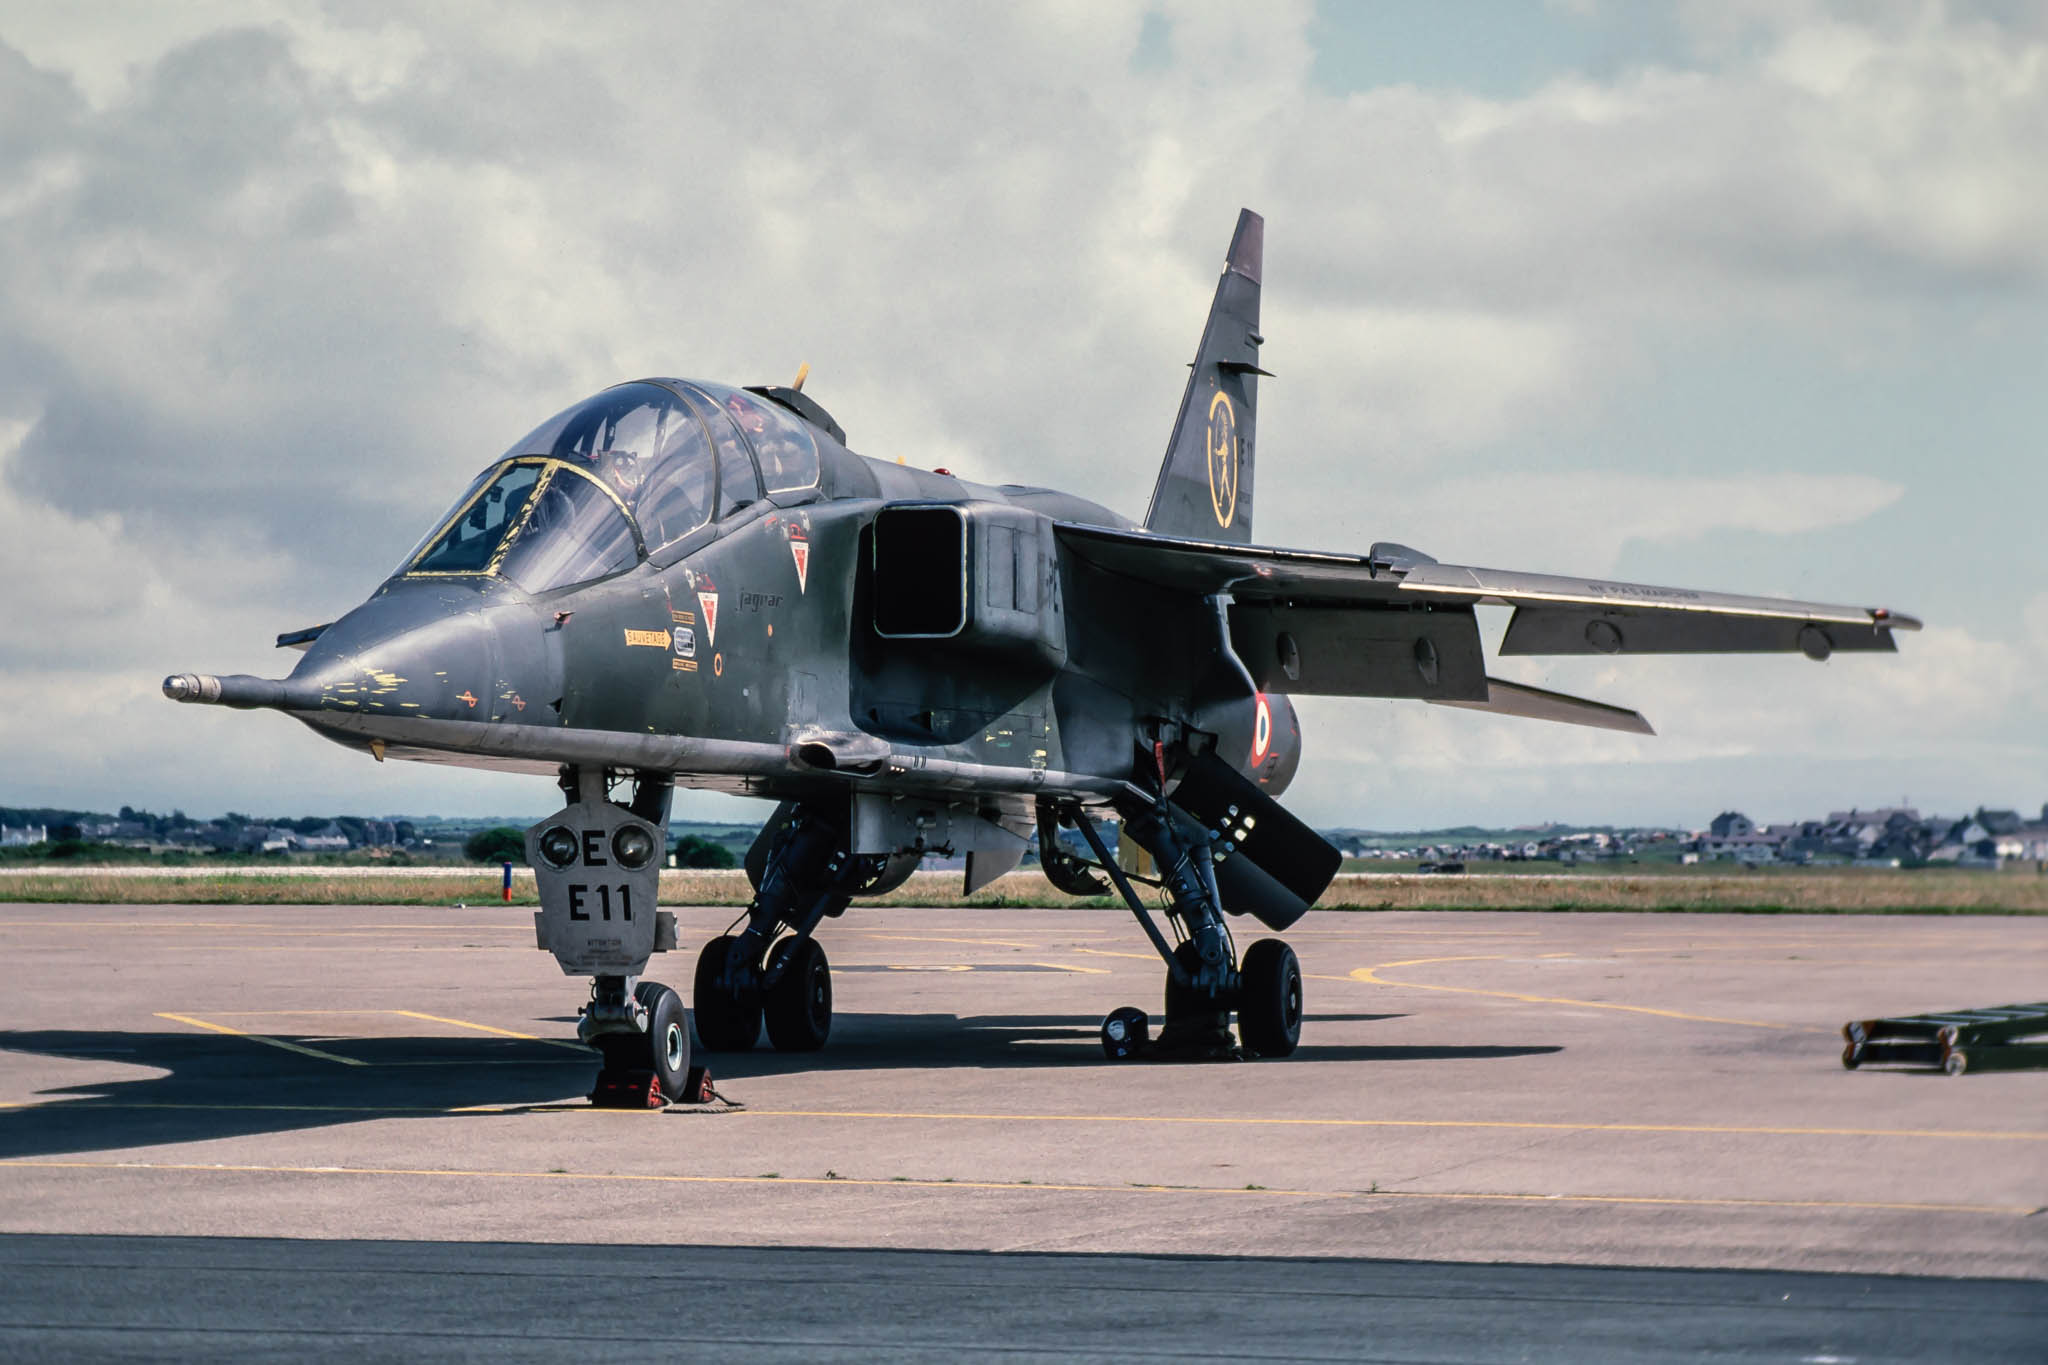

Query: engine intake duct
(869, 502), (1065, 668)
(1169, 750), (1341, 931)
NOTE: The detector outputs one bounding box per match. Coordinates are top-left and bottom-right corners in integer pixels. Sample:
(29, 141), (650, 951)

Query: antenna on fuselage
(791, 362), (810, 392)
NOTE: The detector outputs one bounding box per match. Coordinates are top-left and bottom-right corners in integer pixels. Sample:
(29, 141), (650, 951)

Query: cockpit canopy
(401, 379), (822, 592)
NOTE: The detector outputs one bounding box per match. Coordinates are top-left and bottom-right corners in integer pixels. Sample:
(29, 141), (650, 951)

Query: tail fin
(1144, 208), (1268, 544)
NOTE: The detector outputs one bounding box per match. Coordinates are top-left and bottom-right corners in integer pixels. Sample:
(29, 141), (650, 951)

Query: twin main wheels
(692, 933), (833, 1053)
(684, 931), (1299, 1064)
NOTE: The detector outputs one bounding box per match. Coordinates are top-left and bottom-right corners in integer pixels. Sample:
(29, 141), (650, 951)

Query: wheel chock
(675, 1064), (719, 1104)
(589, 1068), (667, 1108)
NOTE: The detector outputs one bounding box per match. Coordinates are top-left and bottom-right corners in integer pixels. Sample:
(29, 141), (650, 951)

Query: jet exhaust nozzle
(162, 674), (306, 710)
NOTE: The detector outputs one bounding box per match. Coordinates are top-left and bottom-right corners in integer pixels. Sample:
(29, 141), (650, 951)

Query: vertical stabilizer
(1143, 208), (1268, 544)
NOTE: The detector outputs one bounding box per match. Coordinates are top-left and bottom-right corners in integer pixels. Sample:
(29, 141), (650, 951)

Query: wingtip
(1874, 608), (1923, 631)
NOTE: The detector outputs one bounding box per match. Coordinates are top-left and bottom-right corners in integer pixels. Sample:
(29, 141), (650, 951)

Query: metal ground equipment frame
(1842, 1001), (2048, 1076)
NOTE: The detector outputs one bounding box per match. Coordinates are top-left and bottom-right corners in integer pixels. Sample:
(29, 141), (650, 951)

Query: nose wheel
(590, 980), (690, 1106)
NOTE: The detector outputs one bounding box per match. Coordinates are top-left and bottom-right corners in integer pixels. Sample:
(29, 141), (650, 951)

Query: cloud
(1359, 469), (1904, 576)
(0, 2), (2039, 825)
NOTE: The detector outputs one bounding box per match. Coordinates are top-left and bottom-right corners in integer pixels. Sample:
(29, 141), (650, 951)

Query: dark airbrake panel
(1228, 602), (1488, 701)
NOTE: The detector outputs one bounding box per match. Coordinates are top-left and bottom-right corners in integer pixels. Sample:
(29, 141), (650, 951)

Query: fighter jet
(166, 210), (1918, 1098)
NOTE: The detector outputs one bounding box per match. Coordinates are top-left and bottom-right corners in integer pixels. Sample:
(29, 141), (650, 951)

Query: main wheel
(763, 936), (832, 1052)
(621, 980), (690, 1098)
(1237, 938), (1303, 1058)
(692, 934), (762, 1051)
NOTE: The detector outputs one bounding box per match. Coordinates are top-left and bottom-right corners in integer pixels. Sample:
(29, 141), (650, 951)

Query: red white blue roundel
(1251, 692), (1272, 765)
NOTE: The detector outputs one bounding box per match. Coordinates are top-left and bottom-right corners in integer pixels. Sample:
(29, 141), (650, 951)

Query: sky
(1, 0), (2042, 831)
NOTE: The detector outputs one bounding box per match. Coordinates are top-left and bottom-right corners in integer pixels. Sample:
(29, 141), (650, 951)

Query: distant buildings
(1337, 827), (1676, 865)
(1692, 804), (2048, 868)
(10, 810), (422, 856)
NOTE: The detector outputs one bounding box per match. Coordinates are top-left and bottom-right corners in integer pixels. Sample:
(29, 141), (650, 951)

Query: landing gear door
(527, 800), (665, 977)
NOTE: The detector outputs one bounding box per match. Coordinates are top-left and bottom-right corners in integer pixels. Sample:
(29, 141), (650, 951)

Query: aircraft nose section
(290, 580), (559, 725)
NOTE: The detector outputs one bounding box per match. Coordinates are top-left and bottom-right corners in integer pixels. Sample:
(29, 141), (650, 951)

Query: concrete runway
(2, 903), (2043, 1358)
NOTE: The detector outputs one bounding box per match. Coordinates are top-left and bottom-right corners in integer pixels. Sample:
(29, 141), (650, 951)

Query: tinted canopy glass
(496, 466), (640, 591)
(410, 463), (545, 575)
(706, 385), (820, 494)
(405, 460), (640, 591)
(504, 382), (710, 502)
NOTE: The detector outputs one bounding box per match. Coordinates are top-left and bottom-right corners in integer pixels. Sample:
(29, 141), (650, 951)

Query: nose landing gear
(586, 977), (691, 1107)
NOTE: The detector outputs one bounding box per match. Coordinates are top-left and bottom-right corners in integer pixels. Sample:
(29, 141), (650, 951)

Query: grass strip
(2, 868), (2043, 913)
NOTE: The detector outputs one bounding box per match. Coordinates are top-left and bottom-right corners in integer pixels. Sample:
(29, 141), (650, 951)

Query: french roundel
(1251, 693), (1272, 765)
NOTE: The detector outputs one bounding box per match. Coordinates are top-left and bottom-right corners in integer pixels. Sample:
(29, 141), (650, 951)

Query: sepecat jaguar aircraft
(166, 210), (1919, 1099)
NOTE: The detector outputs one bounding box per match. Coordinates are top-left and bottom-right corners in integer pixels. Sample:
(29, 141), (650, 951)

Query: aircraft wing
(1053, 523), (1918, 658)
(1397, 563), (1918, 656)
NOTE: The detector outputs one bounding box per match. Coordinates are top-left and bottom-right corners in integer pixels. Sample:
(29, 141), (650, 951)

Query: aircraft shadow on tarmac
(0, 1014), (1561, 1159)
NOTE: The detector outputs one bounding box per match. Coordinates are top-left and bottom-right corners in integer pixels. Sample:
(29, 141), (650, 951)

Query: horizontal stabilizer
(1430, 677), (1654, 735)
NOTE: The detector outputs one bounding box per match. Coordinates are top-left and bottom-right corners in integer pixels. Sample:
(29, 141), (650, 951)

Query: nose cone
(291, 579), (558, 725)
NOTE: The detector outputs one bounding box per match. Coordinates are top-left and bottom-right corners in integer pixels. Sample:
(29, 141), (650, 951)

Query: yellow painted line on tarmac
(153, 1013), (366, 1067)
(1, 922), (504, 933)
(3, 1098), (2041, 1145)
(0, 1101), (579, 1114)
(727, 1109), (2048, 1142)
(148, 947), (518, 953)
(1349, 957), (1808, 1031)
(389, 1010), (590, 1050)
(0, 1159), (2029, 1217)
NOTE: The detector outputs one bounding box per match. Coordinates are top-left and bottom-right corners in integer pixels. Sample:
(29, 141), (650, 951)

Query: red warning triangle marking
(698, 591), (719, 648)
(791, 540), (810, 594)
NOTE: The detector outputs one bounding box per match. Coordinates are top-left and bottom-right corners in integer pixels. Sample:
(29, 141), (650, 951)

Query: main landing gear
(693, 802), (869, 1054)
(1066, 802), (1305, 1062)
